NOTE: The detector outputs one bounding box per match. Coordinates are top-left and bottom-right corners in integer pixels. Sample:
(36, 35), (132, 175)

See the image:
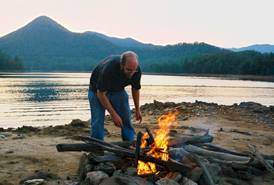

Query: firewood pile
(56, 111), (274, 185)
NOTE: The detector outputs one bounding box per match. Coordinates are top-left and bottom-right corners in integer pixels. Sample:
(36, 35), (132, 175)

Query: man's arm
(96, 90), (122, 127)
(132, 89), (142, 123)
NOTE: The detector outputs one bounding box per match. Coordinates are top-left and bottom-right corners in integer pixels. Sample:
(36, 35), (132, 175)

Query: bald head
(121, 51), (139, 66)
(120, 51), (139, 78)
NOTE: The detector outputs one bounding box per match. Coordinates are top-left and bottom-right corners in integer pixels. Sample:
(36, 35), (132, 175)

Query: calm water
(0, 72), (274, 128)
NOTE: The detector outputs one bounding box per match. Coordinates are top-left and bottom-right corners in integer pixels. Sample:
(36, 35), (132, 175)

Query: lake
(0, 72), (274, 128)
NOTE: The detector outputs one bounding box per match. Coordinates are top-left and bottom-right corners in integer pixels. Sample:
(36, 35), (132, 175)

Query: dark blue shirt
(89, 55), (141, 92)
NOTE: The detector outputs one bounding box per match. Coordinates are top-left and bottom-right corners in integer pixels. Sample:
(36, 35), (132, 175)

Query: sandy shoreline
(0, 100), (273, 184)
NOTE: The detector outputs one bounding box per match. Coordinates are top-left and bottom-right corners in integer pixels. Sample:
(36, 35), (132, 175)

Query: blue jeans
(88, 90), (135, 141)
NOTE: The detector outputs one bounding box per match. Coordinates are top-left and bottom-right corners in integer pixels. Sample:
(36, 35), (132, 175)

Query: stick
(248, 144), (274, 173)
(145, 127), (155, 145)
(191, 154), (215, 185)
(135, 132), (143, 167)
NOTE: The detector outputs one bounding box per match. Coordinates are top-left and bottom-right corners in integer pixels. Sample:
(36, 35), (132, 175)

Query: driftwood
(184, 145), (250, 162)
(185, 144), (274, 171)
(56, 141), (133, 152)
(248, 144), (274, 174)
(57, 136), (193, 175)
(92, 154), (122, 163)
(191, 154), (215, 185)
(145, 127), (155, 145)
(135, 132), (143, 167)
(198, 143), (274, 160)
(169, 135), (213, 147)
(197, 143), (249, 157)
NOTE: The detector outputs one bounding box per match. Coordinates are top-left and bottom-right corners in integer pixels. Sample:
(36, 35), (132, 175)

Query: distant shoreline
(1, 71), (274, 82)
(1, 100), (273, 129)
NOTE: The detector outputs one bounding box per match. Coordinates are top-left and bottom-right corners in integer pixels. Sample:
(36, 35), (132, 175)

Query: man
(88, 51), (142, 141)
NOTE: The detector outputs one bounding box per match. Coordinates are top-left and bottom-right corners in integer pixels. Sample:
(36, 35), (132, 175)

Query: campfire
(137, 111), (179, 175)
(56, 110), (274, 185)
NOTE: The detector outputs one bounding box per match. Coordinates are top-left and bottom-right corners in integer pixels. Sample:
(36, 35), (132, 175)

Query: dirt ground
(0, 101), (273, 184)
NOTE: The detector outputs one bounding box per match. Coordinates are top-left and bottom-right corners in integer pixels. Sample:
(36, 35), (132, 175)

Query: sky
(0, 0), (273, 48)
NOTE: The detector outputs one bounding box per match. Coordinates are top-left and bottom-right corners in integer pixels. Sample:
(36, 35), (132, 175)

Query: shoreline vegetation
(0, 100), (273, 184)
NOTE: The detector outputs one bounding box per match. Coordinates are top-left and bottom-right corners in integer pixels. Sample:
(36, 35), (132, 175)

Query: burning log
(55, 107), (274, 185)
(77, 136), (193, 175)
(135, 132), (143, 167)
(145, 127), (155, 145)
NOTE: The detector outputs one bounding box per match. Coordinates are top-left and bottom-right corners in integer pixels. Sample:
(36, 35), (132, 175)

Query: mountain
(0, 16), (226, 71)
(85, 31), (158, 49)
(0, 16), (123, 70)
(230, 44), (274, 53)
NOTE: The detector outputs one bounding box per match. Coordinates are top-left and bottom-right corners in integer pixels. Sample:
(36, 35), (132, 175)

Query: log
(168, 135), (213, 147)
(92, 154), (122, 163)
(197, 143), (249, 157)
(197, 143), (274, 160)
(191, 154), (215, 185)
(56, 141), (133, 152)
(57, 136), (192, 175)
(145, 127), (155, 145)
(135, 132), (143, 167)
(248, 144), (274, 173)
(184, 145), (250, 162)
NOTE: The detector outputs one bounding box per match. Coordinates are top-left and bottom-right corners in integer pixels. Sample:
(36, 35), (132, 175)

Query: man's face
(122, 58), (138, 79)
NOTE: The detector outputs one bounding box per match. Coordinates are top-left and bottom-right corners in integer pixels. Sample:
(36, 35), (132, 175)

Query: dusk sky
(0, 0), (273, 48)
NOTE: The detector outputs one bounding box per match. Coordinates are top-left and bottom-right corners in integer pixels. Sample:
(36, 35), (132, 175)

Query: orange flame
(137, 111), (179, 175)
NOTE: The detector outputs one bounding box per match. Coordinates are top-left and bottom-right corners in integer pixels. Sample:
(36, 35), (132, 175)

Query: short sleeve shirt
(89, 55), (141, 92)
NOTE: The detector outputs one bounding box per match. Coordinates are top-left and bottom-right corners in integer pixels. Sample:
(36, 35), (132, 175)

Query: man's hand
(97, 90), (123, 128)
(135, 109), (142, 124)
(111, 113), (123, 127)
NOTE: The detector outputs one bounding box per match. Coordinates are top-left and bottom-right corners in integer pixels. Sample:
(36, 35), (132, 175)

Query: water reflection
(0, 73), (273, 128)
(23, 86), (60, 102)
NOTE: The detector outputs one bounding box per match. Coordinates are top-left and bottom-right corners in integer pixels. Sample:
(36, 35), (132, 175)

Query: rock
(270, 105), (274, 112)
(104, 128), (110, 136)
(0, 134), (7, 140)
(0, 132), (12, 137)
(12, 134), (26, 139)
(16, 126), (40, 133)
(180, 177), (197, 185)
(78, 153), (91, 181)
(70, 119), (88, 128)
(64, 180), (79, 185)
(85, 171), (109, 185)
(188, 167), (203, 182)
(22, 179), (45, 185)
(112, 169), (123, 176)
(85, 164), (93, 173)
(239, 102), (269, 113)
(169, 130), (178, 137)
(94, 162), (116, 176)
(125, 167), (137, 176)
(19, 171), (59, 184)
(5, 150), (14, 154)
(156, 178), (180, 185)
(99, 174), (153, 185)
(165, 172), (182, 182)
